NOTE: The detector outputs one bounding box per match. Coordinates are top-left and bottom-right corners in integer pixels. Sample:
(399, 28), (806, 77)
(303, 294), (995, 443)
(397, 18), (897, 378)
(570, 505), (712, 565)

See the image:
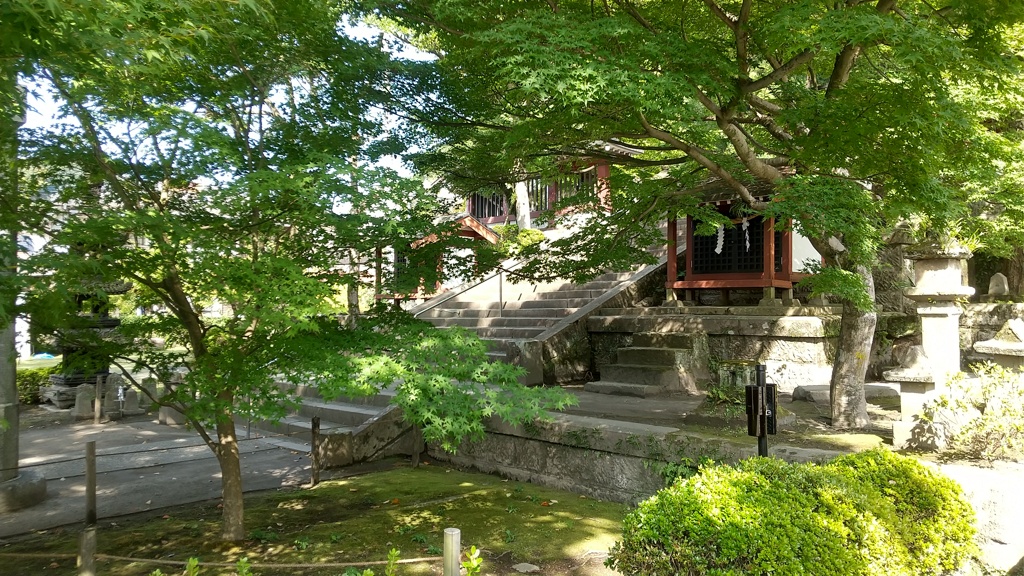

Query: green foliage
(797, 261), (877, 312)
(490, 224), (546, 259)
(926, 363), (1024, 461)
(15, 365), (58, 405)
(608, 449), (976, 576)
(461, 545), (483, 576)
(384, 548), (400, 576)
(704, 381), (744, 406)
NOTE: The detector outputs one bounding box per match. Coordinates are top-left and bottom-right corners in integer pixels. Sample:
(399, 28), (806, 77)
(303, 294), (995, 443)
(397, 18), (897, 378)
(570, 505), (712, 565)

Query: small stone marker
(122, 388), (144, 416)
(72, 385), (95, 419)
(512, 563), (541, 573)
(981, 272), (1011, 302)
(989, 272), (1010, 296)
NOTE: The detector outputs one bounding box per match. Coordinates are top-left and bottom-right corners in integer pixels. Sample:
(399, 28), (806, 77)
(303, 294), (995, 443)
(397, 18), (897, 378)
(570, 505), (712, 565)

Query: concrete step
(242, 414), (356, 439)
(616, 347), (700, 366)
(419, 307), (574, 319)
(468, 326), (549, 339)
(593, 271), (636, 282)
(262, 437), (311, 453)
(583, 381), (664, 398)
(575, 280), (623, 290)
(600, 364), (680, 387)
(534, 289), (606, 300)
(282, 383), (396, 407)
(518, 298), (592, 309)
(424, 317), (559, 329)
(293, 399), (382, 427)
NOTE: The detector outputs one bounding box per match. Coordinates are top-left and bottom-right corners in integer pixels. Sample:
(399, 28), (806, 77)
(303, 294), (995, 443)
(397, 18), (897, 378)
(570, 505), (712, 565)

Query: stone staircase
(240, 384), (420, 467)
(417, 273), (632, 334)
(415, 271), (635, 364)
(585, 331), (710, 397)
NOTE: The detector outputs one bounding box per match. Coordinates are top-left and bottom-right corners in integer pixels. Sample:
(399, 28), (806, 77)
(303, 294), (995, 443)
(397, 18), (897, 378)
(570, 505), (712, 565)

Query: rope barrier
(0, 551), (445, 569)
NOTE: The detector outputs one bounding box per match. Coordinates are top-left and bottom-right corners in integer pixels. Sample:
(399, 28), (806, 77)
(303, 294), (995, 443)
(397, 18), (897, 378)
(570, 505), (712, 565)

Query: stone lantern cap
(903, 240), (974, 302)
(973, 318), (1024, 357)
(904, 240), (973, 261)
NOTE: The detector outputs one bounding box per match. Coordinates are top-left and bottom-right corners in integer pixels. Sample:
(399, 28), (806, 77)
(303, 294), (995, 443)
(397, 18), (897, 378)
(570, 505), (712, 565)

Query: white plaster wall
(791, 232), (821, 274)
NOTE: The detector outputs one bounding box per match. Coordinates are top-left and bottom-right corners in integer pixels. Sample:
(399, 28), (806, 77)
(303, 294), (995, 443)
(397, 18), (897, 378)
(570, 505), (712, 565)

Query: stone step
(583, 381), (664, 398)
(293, 399), (382, 427)
(575, 280), (623, 290)
(279, 382), (396, 407)
(593, 271), (635, 282)
(467, 326), (549, 339)
(600, 364), (681, 388)
(631, 332), (703, 349)
(241, 414), (356, 439)
(424, 317), (559, 329)
(588, 314), (831, 338)
(517, 298), (593, 309)
(616, 347), (700, 366)
(419, 307), (574, 319)
(262, 437), (312, 453)
(534, 289), (606, 300)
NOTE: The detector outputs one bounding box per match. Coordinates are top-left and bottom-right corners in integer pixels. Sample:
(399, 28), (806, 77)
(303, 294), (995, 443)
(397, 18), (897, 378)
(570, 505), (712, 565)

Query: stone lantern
(903, 241), (974, 386)
(884, 241), (973, 449)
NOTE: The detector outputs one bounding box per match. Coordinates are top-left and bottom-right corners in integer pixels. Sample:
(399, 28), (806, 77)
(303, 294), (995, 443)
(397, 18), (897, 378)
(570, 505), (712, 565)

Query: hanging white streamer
(714, 225), (725, 254)
(742, 217), (750, 252)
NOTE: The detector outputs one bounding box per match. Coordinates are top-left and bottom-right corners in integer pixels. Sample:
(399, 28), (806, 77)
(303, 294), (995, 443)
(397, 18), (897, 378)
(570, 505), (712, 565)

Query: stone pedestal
(0, 403), (47, 511)
(884, 348), (939, 449)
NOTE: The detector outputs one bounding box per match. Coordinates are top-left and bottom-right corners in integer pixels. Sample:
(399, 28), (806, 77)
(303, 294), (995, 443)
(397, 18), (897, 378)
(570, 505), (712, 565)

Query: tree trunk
(1006, 247), (1024, 297)
(830, 264), (875, 429)
(215, 413), (245, 541)
(0, 70), (22, 482)
(514, 180), (532, 230)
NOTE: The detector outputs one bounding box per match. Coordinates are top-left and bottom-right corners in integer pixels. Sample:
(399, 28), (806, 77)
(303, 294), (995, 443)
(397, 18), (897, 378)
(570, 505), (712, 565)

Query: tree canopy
(6, 0), (573, 540)
(362, 0), (1024, 426)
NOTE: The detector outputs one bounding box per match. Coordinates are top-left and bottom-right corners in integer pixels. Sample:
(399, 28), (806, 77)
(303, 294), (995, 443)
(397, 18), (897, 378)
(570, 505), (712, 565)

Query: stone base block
(0, 469), (48, 512)
(158, 405), (187, 426)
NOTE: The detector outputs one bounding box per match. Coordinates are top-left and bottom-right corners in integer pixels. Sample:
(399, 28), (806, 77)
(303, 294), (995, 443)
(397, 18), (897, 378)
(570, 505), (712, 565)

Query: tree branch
(638, 112), (768, 211)
(744, 50), (814, 93)
(701, 0), (737, 32)
(611, 0), (658, 34)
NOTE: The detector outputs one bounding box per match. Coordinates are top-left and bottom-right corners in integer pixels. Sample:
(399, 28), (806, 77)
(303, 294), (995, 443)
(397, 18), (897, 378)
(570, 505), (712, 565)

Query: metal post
(443, 527), (461, 576)
(498, 271), (503, 318)
(756, 365), (768, 457)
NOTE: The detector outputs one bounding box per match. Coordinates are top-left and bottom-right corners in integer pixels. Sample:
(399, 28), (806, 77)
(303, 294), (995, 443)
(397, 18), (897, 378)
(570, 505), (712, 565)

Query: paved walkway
(1, 412), (313, 539)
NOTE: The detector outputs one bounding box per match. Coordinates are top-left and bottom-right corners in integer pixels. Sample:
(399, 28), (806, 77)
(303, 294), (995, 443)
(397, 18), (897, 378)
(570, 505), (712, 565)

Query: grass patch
(0, 464), (627, 575)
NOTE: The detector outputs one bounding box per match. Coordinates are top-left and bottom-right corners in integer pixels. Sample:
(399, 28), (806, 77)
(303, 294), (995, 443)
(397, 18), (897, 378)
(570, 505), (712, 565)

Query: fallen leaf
(541, 501), (550, 506)
(390, 498), (400, 505)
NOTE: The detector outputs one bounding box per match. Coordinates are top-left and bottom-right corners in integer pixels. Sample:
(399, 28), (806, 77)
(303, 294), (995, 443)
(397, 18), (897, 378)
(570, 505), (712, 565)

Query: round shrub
(607, 449), (976, 576)
(16, 365), (59, 405)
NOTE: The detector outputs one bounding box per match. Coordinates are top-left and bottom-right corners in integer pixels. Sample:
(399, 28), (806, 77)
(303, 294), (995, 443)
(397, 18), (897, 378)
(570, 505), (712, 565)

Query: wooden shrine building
(666, 192), (818, 305)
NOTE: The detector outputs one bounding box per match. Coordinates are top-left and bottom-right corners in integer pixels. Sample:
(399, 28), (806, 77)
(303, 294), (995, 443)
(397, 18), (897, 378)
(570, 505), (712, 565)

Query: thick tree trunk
(830, 264), (875, 429)
(215, 413), (245, 541)
(1005, 247), (1024, 297)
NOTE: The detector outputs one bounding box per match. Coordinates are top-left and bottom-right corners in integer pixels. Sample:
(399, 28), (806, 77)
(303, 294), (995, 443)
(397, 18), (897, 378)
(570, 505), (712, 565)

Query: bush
(490, 224), (545, 258)
(607, 449), (976, 576)
(16, 366), (59, 405)
(925, 363), (1024, 461)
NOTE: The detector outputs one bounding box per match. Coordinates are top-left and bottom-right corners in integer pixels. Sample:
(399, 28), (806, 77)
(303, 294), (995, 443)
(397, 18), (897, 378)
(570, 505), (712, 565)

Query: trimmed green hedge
(15, 366), (60, 405)
(607, 449), (976, 576)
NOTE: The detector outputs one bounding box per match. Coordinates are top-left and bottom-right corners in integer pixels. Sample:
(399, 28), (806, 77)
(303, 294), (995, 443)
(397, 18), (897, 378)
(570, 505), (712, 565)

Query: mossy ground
(0, 464), (627, 576)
